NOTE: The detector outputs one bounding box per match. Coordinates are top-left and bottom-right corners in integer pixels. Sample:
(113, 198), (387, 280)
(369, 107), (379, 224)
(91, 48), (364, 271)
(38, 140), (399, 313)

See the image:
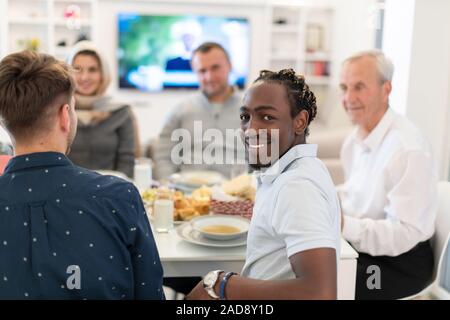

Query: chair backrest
(432, 232), (450, 299)
(431, 181), (450, 277)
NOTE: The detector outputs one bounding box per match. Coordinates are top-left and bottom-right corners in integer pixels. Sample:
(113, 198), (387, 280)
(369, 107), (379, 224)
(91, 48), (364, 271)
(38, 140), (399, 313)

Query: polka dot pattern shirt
(0, 152), (164, 300)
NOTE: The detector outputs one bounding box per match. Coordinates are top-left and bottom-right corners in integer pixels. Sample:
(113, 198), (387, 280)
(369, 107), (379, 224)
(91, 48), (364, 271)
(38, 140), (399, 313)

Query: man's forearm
(216, 274), (336, 300)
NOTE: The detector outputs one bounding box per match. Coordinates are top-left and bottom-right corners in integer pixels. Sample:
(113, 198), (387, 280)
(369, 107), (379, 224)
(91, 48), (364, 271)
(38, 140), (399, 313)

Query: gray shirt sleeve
(153, 107), (182, 180)
(115, 107), (136, 178)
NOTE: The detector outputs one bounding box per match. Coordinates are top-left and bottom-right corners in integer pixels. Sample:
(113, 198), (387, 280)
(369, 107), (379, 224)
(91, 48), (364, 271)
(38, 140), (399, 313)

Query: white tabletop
(153, 223), (358, 261)
(153, 223), (359, 299)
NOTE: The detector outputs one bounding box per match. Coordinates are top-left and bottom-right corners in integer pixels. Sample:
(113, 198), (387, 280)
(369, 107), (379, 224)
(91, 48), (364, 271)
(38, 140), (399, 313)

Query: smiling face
(240, 81), (308, 170)
(339, 56), (391, 137)
(73, 53), (103, 96)
(191, 48), (231, 101)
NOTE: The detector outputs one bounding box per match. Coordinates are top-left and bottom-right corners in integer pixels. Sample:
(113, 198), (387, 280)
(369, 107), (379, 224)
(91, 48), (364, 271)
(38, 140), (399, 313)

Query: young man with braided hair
(186, 69), (341, 300)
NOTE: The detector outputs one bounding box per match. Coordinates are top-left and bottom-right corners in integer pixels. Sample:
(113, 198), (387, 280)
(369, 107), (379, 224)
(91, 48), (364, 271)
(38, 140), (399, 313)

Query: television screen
(117, 13), (250, 92)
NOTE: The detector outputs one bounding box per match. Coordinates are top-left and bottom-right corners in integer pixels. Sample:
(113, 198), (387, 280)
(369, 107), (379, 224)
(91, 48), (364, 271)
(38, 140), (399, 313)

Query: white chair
(427, 181), (450, 299)
(429, 233), (450, 299)
(403, 181), (450, 299)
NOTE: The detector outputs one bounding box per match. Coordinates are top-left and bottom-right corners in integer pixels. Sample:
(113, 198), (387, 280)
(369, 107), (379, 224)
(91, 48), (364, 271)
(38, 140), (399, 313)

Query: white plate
(170, 170), (225, 188)
(190, 214), (250, 240)
(176, 222), (247, 248)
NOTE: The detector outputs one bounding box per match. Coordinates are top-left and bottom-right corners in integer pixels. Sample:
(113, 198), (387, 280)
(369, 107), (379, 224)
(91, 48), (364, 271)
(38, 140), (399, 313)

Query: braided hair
(254, 69), (317, 136)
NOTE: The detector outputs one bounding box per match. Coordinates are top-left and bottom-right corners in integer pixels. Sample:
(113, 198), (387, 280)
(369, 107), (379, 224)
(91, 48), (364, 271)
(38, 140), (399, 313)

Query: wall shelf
(267, 3), (334, 109)
(0, 0), (97, 58)
(305, 52), (331, 61)
(271, 25), (299, 33)
(268, 4), (333, 77)
(9, 18), (49, 26)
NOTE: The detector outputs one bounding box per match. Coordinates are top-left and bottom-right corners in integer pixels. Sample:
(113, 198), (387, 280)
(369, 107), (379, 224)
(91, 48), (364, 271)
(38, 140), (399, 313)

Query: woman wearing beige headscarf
(67, 41), (140, 178)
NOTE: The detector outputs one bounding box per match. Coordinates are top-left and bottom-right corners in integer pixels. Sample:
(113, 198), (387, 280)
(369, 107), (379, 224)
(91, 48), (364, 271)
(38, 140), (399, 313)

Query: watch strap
(219, 272), (237, 300)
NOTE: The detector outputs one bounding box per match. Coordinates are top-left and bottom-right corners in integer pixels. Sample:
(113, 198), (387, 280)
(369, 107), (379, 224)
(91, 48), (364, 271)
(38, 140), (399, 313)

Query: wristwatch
(203, 270), (223, 299)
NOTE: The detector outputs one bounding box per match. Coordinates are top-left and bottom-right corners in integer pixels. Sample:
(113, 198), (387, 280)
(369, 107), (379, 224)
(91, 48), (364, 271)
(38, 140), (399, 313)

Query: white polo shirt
(241, 144), (341, 280)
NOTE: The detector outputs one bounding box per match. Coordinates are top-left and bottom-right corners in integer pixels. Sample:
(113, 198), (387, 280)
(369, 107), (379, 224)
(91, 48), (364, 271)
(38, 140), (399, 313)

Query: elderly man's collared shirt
(339, 108), (437, 256)
(242, 144), (341, 280)
(0, 152), (164, 299)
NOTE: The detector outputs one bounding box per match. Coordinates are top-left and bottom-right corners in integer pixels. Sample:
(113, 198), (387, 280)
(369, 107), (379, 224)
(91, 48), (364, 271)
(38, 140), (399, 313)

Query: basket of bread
(173, 186), (211, 221)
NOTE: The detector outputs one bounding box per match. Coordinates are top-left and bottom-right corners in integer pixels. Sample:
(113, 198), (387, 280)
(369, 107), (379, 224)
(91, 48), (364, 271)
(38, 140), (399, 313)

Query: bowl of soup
(190, 214), (250, 240)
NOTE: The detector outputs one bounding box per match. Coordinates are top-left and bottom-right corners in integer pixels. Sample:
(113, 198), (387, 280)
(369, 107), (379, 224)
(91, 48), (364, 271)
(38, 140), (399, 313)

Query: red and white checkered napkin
(210, 199), (254, 220)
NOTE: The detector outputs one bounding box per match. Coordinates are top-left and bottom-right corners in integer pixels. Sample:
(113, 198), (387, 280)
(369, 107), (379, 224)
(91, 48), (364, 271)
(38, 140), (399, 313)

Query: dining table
(152, 224), (359, 300)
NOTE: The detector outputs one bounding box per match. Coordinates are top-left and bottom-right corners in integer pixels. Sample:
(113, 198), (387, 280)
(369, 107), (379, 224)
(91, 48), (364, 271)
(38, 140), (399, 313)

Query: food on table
(141, 188), (157, 204)
(142, 174), (256, 222)
(173, 188), (211, 221)
(201, 225), (241, 234)
(142, 188), (210, 222)
(191, 186), (212, 200)
(221, 174), (255, 201)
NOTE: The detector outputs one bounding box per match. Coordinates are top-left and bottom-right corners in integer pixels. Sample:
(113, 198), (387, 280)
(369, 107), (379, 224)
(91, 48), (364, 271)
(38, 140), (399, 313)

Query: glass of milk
(153, 188), (174, 232)
(134, 157), (153, 191)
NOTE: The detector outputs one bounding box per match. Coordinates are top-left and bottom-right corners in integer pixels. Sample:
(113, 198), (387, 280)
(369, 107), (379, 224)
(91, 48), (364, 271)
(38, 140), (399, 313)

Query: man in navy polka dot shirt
(0, 51), (164, 299)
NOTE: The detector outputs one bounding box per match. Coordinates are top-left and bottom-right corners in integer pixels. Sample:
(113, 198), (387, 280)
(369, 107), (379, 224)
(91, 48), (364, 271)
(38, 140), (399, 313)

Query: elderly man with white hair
(338, 50), (437, 299)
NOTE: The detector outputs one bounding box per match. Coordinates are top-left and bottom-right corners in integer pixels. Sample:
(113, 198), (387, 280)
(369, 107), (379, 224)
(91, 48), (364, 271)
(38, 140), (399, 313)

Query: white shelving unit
(0, 0), (97, 60)
(267, 3), (334, 88)
(265, 2), (334, 110)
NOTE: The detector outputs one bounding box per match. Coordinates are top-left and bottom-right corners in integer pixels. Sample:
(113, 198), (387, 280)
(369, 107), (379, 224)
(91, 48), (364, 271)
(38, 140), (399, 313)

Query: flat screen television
(117, 13), (250, 92)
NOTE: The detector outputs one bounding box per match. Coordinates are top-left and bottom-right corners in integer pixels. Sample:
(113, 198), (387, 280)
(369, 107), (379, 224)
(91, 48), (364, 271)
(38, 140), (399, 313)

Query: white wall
(0, 0), (7, 59)
(382, 0), (415, 115)
(95, 0), (377, 149)
(382, 0), (450, 179)
(0, 126), (10, 145)
(321, 0), (378, 127)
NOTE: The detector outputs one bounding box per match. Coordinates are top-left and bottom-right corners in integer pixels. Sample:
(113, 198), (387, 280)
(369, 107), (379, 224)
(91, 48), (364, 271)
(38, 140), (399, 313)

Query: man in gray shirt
(153, 42), (245, 180)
